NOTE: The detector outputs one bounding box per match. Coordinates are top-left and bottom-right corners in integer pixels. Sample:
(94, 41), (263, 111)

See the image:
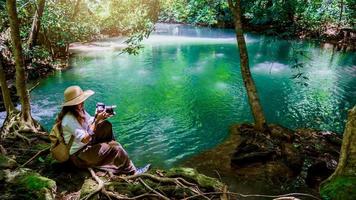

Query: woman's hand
(96, 111), (111, 122)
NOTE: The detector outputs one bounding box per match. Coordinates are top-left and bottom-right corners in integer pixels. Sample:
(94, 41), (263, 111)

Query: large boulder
(230, 124), (303, 182)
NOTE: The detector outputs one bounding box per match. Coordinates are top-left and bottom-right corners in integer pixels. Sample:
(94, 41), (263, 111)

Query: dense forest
(0, 0), (355, 200)
(160, 0), (355, 45)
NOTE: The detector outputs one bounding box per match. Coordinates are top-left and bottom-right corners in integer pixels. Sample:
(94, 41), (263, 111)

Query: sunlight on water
(3, 24), (354, 169)
(252, 62), (289, 74)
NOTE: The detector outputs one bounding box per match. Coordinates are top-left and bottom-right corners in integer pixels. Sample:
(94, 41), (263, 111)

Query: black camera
(96, 102), (116, 115)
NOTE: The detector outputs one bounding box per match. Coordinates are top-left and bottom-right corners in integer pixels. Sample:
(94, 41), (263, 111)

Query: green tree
(0, 55), (15, 114)
(6, 0), (40, 131)
(320, 106), (356, 200)
(27, 0), (46, 49)
(228, 0), (267, 131)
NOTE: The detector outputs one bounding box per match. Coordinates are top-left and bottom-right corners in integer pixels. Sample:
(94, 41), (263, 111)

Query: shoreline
(182, 123), (342, 196)
(158, 21), (356, 51)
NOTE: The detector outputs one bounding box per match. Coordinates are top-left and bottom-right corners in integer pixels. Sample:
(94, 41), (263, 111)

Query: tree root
(182, 192), (321, 200)
(102, 190), (159, 200)
(80, 168), (320, 200)
(0, 145), (7, 154)
(138, 178), (170, 200)
(13, 131), (32, 145)
(80, 168), (105, 200)
(1, 112), (44, 141)
(19, 146), (50, 168)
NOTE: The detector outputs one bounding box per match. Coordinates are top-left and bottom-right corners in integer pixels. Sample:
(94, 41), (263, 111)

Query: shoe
(135, 164), (151, 175)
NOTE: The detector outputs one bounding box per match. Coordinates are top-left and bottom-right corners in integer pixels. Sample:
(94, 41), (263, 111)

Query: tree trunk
(320, 106), (356, 199)
(27, 0), (46, 50)
(338, 0), (344, 28)
(72, 0), (81, 20)
(6, 0), (32, 122)
(329, 106), (356, 177)
(228, 0), (267, 131)
(0, 57), (15, 113)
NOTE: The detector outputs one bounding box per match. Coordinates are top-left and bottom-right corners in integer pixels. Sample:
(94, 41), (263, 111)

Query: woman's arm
(88, 111), (110, 133)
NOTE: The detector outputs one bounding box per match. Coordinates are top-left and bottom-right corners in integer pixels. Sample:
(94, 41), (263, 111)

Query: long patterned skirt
(70, 121), (136, 175)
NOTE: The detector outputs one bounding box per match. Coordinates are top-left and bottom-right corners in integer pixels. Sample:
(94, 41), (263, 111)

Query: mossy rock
(5, 168), (56, 200)
(0, 154), (17, 169)
(320, 176), (356, 200)
(80, 178), (100, 200)
(166, 167), (224, 191)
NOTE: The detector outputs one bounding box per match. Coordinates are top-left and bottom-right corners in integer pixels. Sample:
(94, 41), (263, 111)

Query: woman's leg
(71, 142), (136, 175)
(91, 120), (115, 144)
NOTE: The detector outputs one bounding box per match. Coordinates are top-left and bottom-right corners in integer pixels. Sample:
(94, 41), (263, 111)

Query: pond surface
(26, 23), (355, 168)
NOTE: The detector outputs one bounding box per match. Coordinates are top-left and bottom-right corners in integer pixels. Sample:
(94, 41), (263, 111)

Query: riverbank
(158, 20), (356, 51)
(242, 23), (355, 52)
(182, 123), (342, 196)
(0, 127), (226, 200)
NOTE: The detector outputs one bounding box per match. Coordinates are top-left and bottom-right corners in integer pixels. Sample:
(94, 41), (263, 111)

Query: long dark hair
(56, 104), (86, 127)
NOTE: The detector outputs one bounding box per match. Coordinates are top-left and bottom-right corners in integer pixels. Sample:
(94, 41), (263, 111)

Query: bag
(49, 122), (74, 163)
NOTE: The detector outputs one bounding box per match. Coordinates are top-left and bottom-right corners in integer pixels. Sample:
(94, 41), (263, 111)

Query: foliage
(159, 0), (355, 33)
(159, 0), (232, 26)
(1, 0), (159, 58)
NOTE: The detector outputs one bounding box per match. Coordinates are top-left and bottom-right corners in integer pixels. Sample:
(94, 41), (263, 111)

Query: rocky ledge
(183, 123), (342, 195)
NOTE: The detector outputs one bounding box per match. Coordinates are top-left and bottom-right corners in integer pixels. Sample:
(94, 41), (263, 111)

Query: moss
(14, 169), (56, 200)
(80, 178), (99, 199)
(166, 167), (224, 191)
(320, 176), (356, 200)
(19, 173), (56, 191)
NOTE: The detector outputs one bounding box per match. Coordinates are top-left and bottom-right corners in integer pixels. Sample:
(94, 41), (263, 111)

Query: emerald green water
(27, 24), (355, 168)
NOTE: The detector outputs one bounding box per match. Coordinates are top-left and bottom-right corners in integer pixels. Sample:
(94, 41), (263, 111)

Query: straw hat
(62, 86), (94, 107)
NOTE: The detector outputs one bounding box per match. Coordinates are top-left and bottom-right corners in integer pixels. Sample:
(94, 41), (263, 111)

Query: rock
(166, 167), (224, 191)
(281, 143), (303, 173)
(1, 168), (56, 200)
(231, 150), (275, 166)
(229, 123), (341, 188)
(0, 154), (17, 169)
(269, 124), (294, 142)
(79, 178), (100, 200)
(306, 158), (336, 188)
(230, 124), (298, 182)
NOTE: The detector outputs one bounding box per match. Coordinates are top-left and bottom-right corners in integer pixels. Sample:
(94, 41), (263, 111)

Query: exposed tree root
(0, 112), (44, 143)
(19, 146), (50, 168)
(138, 178), (170, 200)
(102, 190), (159, 200)
(0, 144), (7, 154)
(80, 167), (321, 200)
(81, 168), (105, 200)
(183, 192), (321, 200)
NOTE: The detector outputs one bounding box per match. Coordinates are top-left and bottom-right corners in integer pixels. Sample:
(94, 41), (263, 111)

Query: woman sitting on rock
(56, 85), (150, 175)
